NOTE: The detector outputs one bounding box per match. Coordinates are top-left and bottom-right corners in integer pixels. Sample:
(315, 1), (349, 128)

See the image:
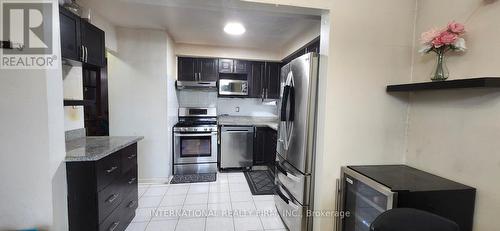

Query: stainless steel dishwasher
(220, 126), (254, 169)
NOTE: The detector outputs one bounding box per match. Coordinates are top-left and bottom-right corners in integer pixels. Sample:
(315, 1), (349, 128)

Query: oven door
(174, 131), (218, 164)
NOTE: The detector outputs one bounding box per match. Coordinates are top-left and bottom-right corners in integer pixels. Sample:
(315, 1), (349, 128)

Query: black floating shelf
(63, 100), (93, 106)
(387, 77), (500, 92)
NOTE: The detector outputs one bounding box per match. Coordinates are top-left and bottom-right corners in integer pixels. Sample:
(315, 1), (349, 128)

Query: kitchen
(1, 0), (499, 231)
(58, 0), (322, 230)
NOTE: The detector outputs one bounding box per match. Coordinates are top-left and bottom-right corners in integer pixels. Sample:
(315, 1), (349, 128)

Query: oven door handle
(174, 133), (216, 137)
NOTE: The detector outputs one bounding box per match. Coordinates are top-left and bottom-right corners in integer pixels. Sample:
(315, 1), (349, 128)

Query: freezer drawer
(275, 182), (311, 231)
(220, 126), (254, 168)
(276, 154), (311, 205)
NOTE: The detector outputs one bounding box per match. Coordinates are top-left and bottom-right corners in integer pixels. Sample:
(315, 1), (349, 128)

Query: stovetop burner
(174, 107), (218, 132)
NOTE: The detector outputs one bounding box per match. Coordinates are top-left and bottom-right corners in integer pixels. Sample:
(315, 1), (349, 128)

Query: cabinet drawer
(120, 192), (138, 224)
(121, 167), (138, 198)
(96, 154), (122, 192)
(99, 203), (127, 231)
(98, 179), (124, 224)
(121, 144), (137, 174)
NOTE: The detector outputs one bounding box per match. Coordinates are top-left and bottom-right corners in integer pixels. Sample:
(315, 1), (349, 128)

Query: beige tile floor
(126, 172), (287, 231)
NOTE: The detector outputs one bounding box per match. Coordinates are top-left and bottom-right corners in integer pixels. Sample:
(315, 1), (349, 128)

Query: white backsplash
(177, 90), (278, 117)
(177, 90), (218, 108)
(217, 98), (277, 117)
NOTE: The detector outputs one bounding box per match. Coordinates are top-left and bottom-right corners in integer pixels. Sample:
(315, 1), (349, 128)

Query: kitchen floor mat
(170, 173), (216, 184)
(244, 170), (276, 195)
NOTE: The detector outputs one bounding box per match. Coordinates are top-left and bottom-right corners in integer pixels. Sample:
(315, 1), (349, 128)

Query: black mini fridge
(336, 165), (476, 231)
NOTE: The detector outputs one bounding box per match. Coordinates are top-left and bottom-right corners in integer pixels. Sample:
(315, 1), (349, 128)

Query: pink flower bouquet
(419, 21), (467, 54)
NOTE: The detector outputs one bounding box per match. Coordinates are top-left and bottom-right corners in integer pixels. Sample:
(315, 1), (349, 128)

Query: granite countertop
(218, 115), (279, 130)
(65, 136), (144, 162)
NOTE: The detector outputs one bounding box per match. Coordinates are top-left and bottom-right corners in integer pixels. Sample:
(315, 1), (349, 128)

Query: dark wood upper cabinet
(199, 58), (218, 81)
(248, 61), (280, 99)
(234, 60), (250, 74)
(81, 21), (105, 67)
(249, 62), (265, 98)
(59, 7), (105, 67)
(178, 57), (218, 81)
(218, 59), (249, 74)
(59, 7), (81, 61)
(219, 59), (233, 73)
(178, 57), (197, 81)
(265, 62), (281, 99)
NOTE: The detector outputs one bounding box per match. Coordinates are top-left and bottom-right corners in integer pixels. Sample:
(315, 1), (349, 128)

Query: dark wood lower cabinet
(66, 143), (138, 231)
(254, 127), (277, 170)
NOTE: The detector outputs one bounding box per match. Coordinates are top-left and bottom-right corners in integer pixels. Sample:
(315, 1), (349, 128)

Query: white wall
(62, 65), (84, 131)
(166, 30), (178, 182)
(108, 28), (174, 183)
(176, 43), (281, 61)
(407, 1), (500, 230)
(0, 1), (67, 230)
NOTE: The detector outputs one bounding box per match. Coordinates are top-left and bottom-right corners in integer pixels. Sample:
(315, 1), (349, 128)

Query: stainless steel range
(173, 107), (218, 174)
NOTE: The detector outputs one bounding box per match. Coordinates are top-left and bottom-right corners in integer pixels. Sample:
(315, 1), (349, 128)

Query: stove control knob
(204, 128), (208, 131)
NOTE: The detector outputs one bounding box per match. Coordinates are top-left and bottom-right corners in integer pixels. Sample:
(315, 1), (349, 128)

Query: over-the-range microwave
(219, 79), (248, 96)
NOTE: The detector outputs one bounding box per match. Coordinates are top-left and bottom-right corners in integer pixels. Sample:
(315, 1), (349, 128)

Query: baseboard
(138, 176), (172, 184)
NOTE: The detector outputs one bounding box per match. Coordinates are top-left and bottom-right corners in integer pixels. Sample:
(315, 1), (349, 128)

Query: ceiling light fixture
(224, 22), (246, 36)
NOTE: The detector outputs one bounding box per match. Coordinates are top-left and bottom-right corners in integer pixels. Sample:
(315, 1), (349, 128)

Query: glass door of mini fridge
(339, 167), (395, 231)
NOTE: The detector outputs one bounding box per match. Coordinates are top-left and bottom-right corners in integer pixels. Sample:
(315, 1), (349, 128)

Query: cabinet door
(199, 58), (218, 81)
(249, 62), (264, 98)
(59, 7), (81, 61)
(219, 59), (233, 73)
(178, 57), (197, 81)
(253, 127), (266, 165)
(265, 62), (281, 99)
(81, 20), (105, 67)
(234, 60), (250, 74)
(264, 129), (277, 165)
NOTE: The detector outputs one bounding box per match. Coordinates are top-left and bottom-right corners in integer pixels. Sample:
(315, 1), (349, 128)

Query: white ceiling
(80, 0), (322, 52)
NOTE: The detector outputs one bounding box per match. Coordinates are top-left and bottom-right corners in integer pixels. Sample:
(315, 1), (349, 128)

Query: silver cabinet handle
(128, 177), (137, 184)
(106, 193), (119, 203)
(85, 46), (88, 63)
(127, 154), (137, 159)
(81, 45), (84, 61)
(108, 221), (120, 231)
(127, 200), (137, 208)
(105, 166), (118, 174)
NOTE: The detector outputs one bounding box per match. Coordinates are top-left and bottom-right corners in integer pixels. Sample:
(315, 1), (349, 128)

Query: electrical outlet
(235, 106), (240, 112)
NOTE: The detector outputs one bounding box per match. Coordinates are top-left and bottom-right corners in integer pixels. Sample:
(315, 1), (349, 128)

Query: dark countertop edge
(65, 136), (144, 162)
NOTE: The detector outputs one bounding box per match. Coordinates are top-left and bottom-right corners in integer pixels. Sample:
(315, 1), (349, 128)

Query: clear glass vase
(430, 50), (449, 81)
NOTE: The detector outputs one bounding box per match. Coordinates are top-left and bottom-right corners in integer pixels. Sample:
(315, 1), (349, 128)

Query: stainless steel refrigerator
(275, 52), (319, 231)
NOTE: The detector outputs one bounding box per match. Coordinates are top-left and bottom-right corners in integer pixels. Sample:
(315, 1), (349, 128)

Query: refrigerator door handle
(280, 85), (291, 122)
(277, 184), (300, 210)
(277, 164), (301, 182)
